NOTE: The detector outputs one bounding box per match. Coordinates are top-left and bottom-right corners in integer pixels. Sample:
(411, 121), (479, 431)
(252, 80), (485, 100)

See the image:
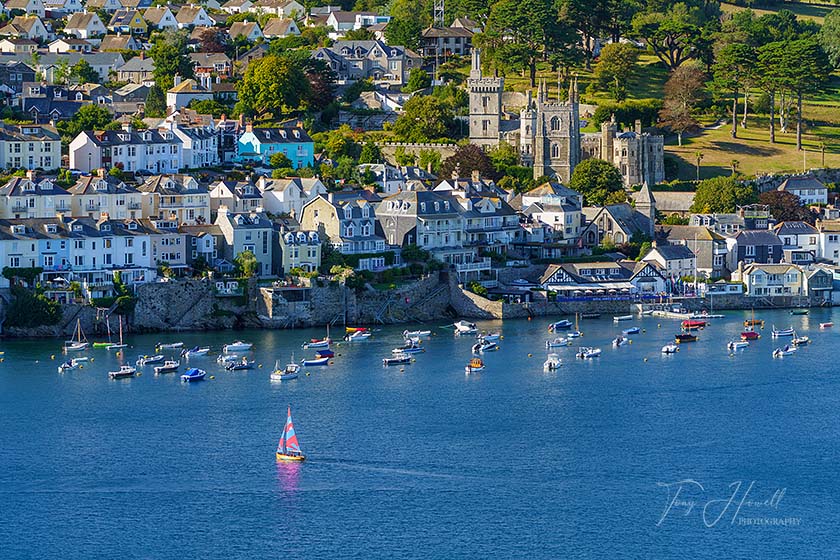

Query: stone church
(468, 49), (665, 187)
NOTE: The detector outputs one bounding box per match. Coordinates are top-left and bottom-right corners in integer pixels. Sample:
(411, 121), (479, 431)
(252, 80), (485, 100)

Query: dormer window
(12, 225), (25, 234)
(73, 224), (83, 232)
(75, 92), (83, 101)
(344, 206), (352, 220)
(361, 206), (369, 218)
(101, 224), (111, 231)
(127, 222), (137, 230)
(420, 202), (426, 212)
(22, 181), (35, 192)
(45, 224), (57, 234)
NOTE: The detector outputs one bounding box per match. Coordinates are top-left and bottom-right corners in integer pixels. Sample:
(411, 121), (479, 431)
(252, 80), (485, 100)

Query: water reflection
(275, 460), (302, 493)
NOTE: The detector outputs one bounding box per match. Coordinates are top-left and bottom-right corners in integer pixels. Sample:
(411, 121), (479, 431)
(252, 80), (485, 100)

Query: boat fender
(79, 365), (83, 369)
(51, 355), (55, 360)
(528, 353), (532, 357)
(306, 372), (310, 376)
(658, 324), (661, 328)
(137, 372), (142, 376)
(500, 336), (504, 339)
(643, 358), (648, 362)
(210, 376), (215, 380)
(629, 340), (633, 344)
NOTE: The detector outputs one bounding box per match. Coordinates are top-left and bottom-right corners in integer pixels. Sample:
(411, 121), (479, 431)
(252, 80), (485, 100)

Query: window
(745, 245), (755, 257)
(9, 256), (20, 267)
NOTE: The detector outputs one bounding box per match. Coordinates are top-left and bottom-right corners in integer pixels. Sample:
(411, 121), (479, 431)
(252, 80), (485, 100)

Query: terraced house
(137, 174), (210, 225)
(0, 173), (72, 219)
(0, 122), (61, 170)
(299, 192), (386, 256)
(69, 125), (183, 174)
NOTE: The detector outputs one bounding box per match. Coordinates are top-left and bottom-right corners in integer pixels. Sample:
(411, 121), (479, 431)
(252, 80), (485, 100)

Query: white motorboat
(217, 354), (238, 364)
(771, 326), (795, 338)
(453, 320), (478, 335)
(543, 353), (561, 371)
(108, 365), (136, 379)
(546, 337), (570, 348)
(773, 345), (797, 358)
(613, 315), (633, 322)
(480, 332), (501, 342)
(471, 339), (499, 354)
(661, 344), (679, 354)
(727, 341), (749, 351)
(612, 336), (629, 347)
(156, 341), (184, 350)
(154, 360), (180, 374)
(182, 346), (210, 358)
(548, 320), (573, 332)
(223, 341), (253, 353)
(576, 347), (602, 359)
(403, 329), (431, 338)
(136, 354), (164, 366)
(383, 352), (412, 366)
(392, 340), (424, 354)
(345, 330), (372, 341)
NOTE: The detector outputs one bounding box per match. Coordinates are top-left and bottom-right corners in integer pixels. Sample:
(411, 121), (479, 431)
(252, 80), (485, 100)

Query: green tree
(689, 176), (758, 213)
(343, 28), (374, 40)
(385, 0), (430, 50)
(71, 59), (99, 84)
(821, 10), (840, 69)
(358, 142), (382, 164)
(568, 159), (624, 206)
(392, 96), (454, 142)
(785, 38), (832, 151)
(144, 84), (166, 118)
(270, 152), (292, 169)
(478, 0), (576, 86)
(404, 68), (431, 93)
(418, 149), (441, 173)
(188, 99), (233, 118)
(236, 55), (310, 119)
(56, 104), (114, 138)
(487, 142), (519, 175)
(631, 1), (713, 71)
(234, 250), (258, 278)
(713, 43), (757, 138)
(758, 190), (815, 224)
(109, 166), (124, 179)
(593, 43), (639, 101)
(148, 30), (194, 88)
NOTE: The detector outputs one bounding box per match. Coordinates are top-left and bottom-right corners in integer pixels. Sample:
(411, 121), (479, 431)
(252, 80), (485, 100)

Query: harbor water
(2, 309), (839, 558)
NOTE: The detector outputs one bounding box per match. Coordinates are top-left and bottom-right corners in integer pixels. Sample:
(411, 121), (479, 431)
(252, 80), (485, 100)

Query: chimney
(121, 121), (133, 133)
(471, 169), (480, 183)
(220, 113), (226, 123)
(635, 119), (642, 135)
(238, 113), (244, 127)
(173, 73), (181, 87)
(139, 51), (144, 60)
(96, 167), (106, 178)
(26, 169), (36, 181)
(245, 121), (253, 133)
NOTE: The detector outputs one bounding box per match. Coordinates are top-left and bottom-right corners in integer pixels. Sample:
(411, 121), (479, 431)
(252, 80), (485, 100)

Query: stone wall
(746, 168), (840, 193)
(449, 275), (503, 319)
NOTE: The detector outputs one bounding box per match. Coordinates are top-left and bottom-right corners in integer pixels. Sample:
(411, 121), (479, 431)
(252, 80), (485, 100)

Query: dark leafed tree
(712, 43), (756, 139)
(593, 43), (639, 101)
(568, 159), (624, 206)
(759, 190), (815, 224)
(144, 84), (166, 118)
(631, 1), (713, 71)
(659, 63), (705, 145)
(439, 144), (497, 181)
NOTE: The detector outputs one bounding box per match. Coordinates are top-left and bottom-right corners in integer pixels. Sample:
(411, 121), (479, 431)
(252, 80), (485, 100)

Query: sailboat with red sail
(276, 406), (306, 462)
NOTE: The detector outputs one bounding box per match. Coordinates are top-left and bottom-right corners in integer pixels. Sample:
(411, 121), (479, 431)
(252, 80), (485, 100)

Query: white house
(777, 175), (829, 206)
(256, 176), (326, 217)
(262, 17), (299, 38)
(175, 5), (212, 28)
(4, 0), (45, 18)
(143, 6), (178, 30)
(0, 122), (61, 170)
(642, 244), (697, 280)
(168, 123), (219, 169)
(228, 20), (263, 42)
(63, 12), (108, 39)
(66, 173), (144, 220)
(0, 15), (49, 41)
(166, 77), (212, 111)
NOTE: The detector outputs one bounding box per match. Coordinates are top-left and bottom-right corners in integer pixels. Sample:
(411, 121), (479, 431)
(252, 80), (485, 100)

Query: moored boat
(108, 365), (136, 379)
(548, 320), (573, 332)
(479, 332), (501, 342)
(773, 345), (797, 358)
(223, 341), (253, 353)
(156, 342), (184, 350)
(771, 326), (795, 338)
(57, 359), (81, 373)
(392, 340), (424, 354)
(790, 309), (809, 315)
(154, 360), (180, 374)
(107, 317), (127, 349)
(453, 321), (477, 335)
(180, 368), (206, 382)
(741, 330), (760, 341)
(820, 322), (833, 329)
(301, 356), (330, 366)
(543, 353), (561, 371)
(226, 357), (254, 371)
(613, 315), (633, 322)
(64, 319), (88, 352)
(545, 337), (570, 348)
(276, 406), (305, 462)
(612, 335), (629, 347)
(403, 329), (432, 338)
(315, 349), (335, 359)
(303, 338), (330, 349)
(727, 340), (749, 351)
(661, 344), (679, 354)
(622, 326), (641, 335)
(744, 319), (764, 328)
(344, 330), (372, 341)
(681, 319), (707, 330)
(675, 333), (698, 344)
(136, 354), (165, 366)
(472, 339), (498, 353)
(271, 358), (300, 381)
(576, 347), (602, 359)
(383, 352), (412, 366)
(791, 334), (810, 346)
(465, 357), (484, 374)
(181, 346), (210, 358)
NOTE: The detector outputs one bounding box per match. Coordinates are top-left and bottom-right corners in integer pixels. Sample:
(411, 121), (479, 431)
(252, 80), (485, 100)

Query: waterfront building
(732, 262), (804, 297)
(144, 216), (188, 273)
(137, 174), (210, 225)
(816, 219), (840, 265)
(277, 227), (321, 274)
(510, 181), (584, 252)
(654, 225), (729, 280)
(581, 200), (655, 247)
(641, 244), (697, 280)
(299, 192), (386, 256)
(805, 265), (834, 302)
(539, 260), (667, 296)
(236, 122), (314, 168)
(214, 207), (274, 277)
(0, 173), (72, 219)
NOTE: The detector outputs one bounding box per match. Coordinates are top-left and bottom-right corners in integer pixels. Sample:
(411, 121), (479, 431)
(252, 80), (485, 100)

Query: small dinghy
(576, 347), (601, 359)
(223, 341), (253, 353)
(613, 315), (633, 322)
(181, 346), (210, 358)
(156, 342), (184, 350)
(548, 320), (573, 332)
(612, 335), (629, 347)
(225, 357), (254, 371)
(545, 337), (570, 348)
(622, 326), (641, 335)
(771, 326), (795, 338)
(465, 357), (484, 374)
(820, 322), (833, 329)
(791, 334), (810, 346)
(383, 352), (412, 366)
(727, 340), (749, 351)
(403, 329), (431, 338)
(301, 356), (330, 366)
(773, 345), (797, 358)
(136, 354), (164, 366)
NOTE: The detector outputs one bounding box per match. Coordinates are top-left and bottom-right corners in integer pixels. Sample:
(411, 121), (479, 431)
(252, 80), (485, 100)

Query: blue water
(2, 311), (840, 558)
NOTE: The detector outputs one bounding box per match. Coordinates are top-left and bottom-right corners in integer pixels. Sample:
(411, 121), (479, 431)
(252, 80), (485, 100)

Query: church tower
(468, 49), (503, 149)
(635, 182), (656, 238)
(532, 77), (581, 182)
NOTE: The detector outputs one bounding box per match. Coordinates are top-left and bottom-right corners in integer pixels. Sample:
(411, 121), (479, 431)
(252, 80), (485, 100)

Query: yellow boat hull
(276, 453), (305, 462)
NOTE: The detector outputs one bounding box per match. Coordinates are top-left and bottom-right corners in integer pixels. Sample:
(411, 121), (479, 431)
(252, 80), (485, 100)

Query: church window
(482, 96), (489, 111)
(550, 117), (560, 131)
(551, 143), (559, 158)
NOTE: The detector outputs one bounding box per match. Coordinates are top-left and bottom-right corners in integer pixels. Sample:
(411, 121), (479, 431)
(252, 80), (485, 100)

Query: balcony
(85, 202), (100, 211)
(127, 202), (142, 210)
(455, 257), (491, 273)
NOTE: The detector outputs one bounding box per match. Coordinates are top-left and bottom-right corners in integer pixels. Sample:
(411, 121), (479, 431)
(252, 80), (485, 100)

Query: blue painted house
(237, 122), (314, 168)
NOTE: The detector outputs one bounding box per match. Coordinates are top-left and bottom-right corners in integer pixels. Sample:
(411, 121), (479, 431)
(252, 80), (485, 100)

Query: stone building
(521, 79), (581, 182)
(591, 116), (664, 187)
(467, 49), (503, 150)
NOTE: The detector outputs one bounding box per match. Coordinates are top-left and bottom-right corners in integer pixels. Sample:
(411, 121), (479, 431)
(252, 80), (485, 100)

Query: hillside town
(0, 0), (839, 331)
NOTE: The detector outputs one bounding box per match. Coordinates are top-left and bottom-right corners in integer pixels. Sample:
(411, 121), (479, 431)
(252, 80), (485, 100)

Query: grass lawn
(720, 1), (835, 22)
(666, 116), (840, 180)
